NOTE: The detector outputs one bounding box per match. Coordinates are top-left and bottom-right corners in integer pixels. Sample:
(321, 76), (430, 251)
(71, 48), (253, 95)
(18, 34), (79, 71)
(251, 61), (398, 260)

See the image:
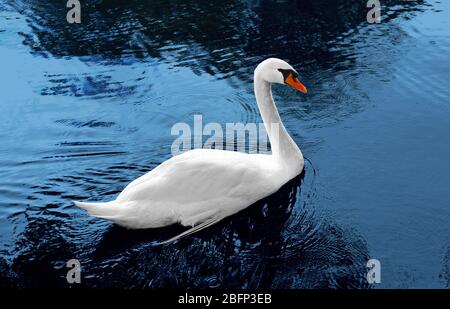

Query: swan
(74, 58), (308, 243)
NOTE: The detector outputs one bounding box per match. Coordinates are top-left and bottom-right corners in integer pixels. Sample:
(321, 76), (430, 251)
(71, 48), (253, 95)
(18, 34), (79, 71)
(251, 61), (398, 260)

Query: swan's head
(255, 58), (307, 94)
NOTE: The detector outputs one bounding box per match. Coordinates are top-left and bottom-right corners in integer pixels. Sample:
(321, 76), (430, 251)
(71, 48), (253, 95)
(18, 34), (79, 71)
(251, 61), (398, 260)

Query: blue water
(0, 0), (449, 288)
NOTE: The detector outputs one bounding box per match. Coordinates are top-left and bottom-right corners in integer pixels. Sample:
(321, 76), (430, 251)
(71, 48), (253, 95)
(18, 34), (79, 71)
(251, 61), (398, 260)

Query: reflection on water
(0, 0), (449, 288)
(85, 174), (369, 289)
(1, 170), (371, 288)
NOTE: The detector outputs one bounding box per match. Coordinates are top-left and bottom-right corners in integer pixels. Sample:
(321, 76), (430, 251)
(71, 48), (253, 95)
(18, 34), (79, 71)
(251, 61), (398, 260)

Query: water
(0, 0), (449, 288)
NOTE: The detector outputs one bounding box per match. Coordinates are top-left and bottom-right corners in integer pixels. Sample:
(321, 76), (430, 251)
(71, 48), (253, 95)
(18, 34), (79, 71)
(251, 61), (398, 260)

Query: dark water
(0, 0), (449, 288)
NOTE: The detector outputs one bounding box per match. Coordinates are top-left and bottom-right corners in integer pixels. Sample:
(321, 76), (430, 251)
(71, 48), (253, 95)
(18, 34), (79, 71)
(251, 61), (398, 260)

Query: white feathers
(74, 58), (305, 243)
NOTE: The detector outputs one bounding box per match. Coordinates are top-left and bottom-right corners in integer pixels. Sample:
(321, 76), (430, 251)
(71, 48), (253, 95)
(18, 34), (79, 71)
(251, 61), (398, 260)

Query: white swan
(75, 58), (307, 243)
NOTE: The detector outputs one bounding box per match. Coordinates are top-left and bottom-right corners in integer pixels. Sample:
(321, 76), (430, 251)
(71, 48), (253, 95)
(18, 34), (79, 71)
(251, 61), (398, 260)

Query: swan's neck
(254, 76), (303, 170)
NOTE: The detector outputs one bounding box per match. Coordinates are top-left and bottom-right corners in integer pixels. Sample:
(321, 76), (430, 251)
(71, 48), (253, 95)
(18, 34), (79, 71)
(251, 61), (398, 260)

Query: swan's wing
(117, 149), (280, 220)
(119, 149), (277, 202)
(75, 149), (283, 233)
(157, 214), (221, 245)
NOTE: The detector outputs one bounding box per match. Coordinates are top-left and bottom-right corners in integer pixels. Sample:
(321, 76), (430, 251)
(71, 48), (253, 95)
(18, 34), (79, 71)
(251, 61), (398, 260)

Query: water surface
(0, 0), (449, 288)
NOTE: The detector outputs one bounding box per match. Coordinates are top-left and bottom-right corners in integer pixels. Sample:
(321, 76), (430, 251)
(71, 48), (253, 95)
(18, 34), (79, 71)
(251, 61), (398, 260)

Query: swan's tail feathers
(157, 216), (221, 245)
(74, 200), (126, 220)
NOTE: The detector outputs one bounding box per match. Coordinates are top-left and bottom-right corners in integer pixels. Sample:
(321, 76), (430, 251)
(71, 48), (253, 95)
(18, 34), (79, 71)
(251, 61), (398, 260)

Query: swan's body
(75, 58), (307, 243)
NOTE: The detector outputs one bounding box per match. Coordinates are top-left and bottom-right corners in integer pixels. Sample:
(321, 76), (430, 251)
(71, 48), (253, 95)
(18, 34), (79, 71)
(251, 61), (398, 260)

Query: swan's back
(77, 149), (285, 230)
(119, 149), (279, 203)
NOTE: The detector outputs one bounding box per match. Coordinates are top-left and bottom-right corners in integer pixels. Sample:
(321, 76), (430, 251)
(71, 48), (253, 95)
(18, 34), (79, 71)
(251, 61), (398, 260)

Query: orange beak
(285, 74), (307, 94)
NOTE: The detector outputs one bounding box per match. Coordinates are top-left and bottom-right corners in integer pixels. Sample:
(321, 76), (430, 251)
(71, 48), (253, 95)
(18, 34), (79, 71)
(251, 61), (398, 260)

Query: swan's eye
(278, 68), (299, 82)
